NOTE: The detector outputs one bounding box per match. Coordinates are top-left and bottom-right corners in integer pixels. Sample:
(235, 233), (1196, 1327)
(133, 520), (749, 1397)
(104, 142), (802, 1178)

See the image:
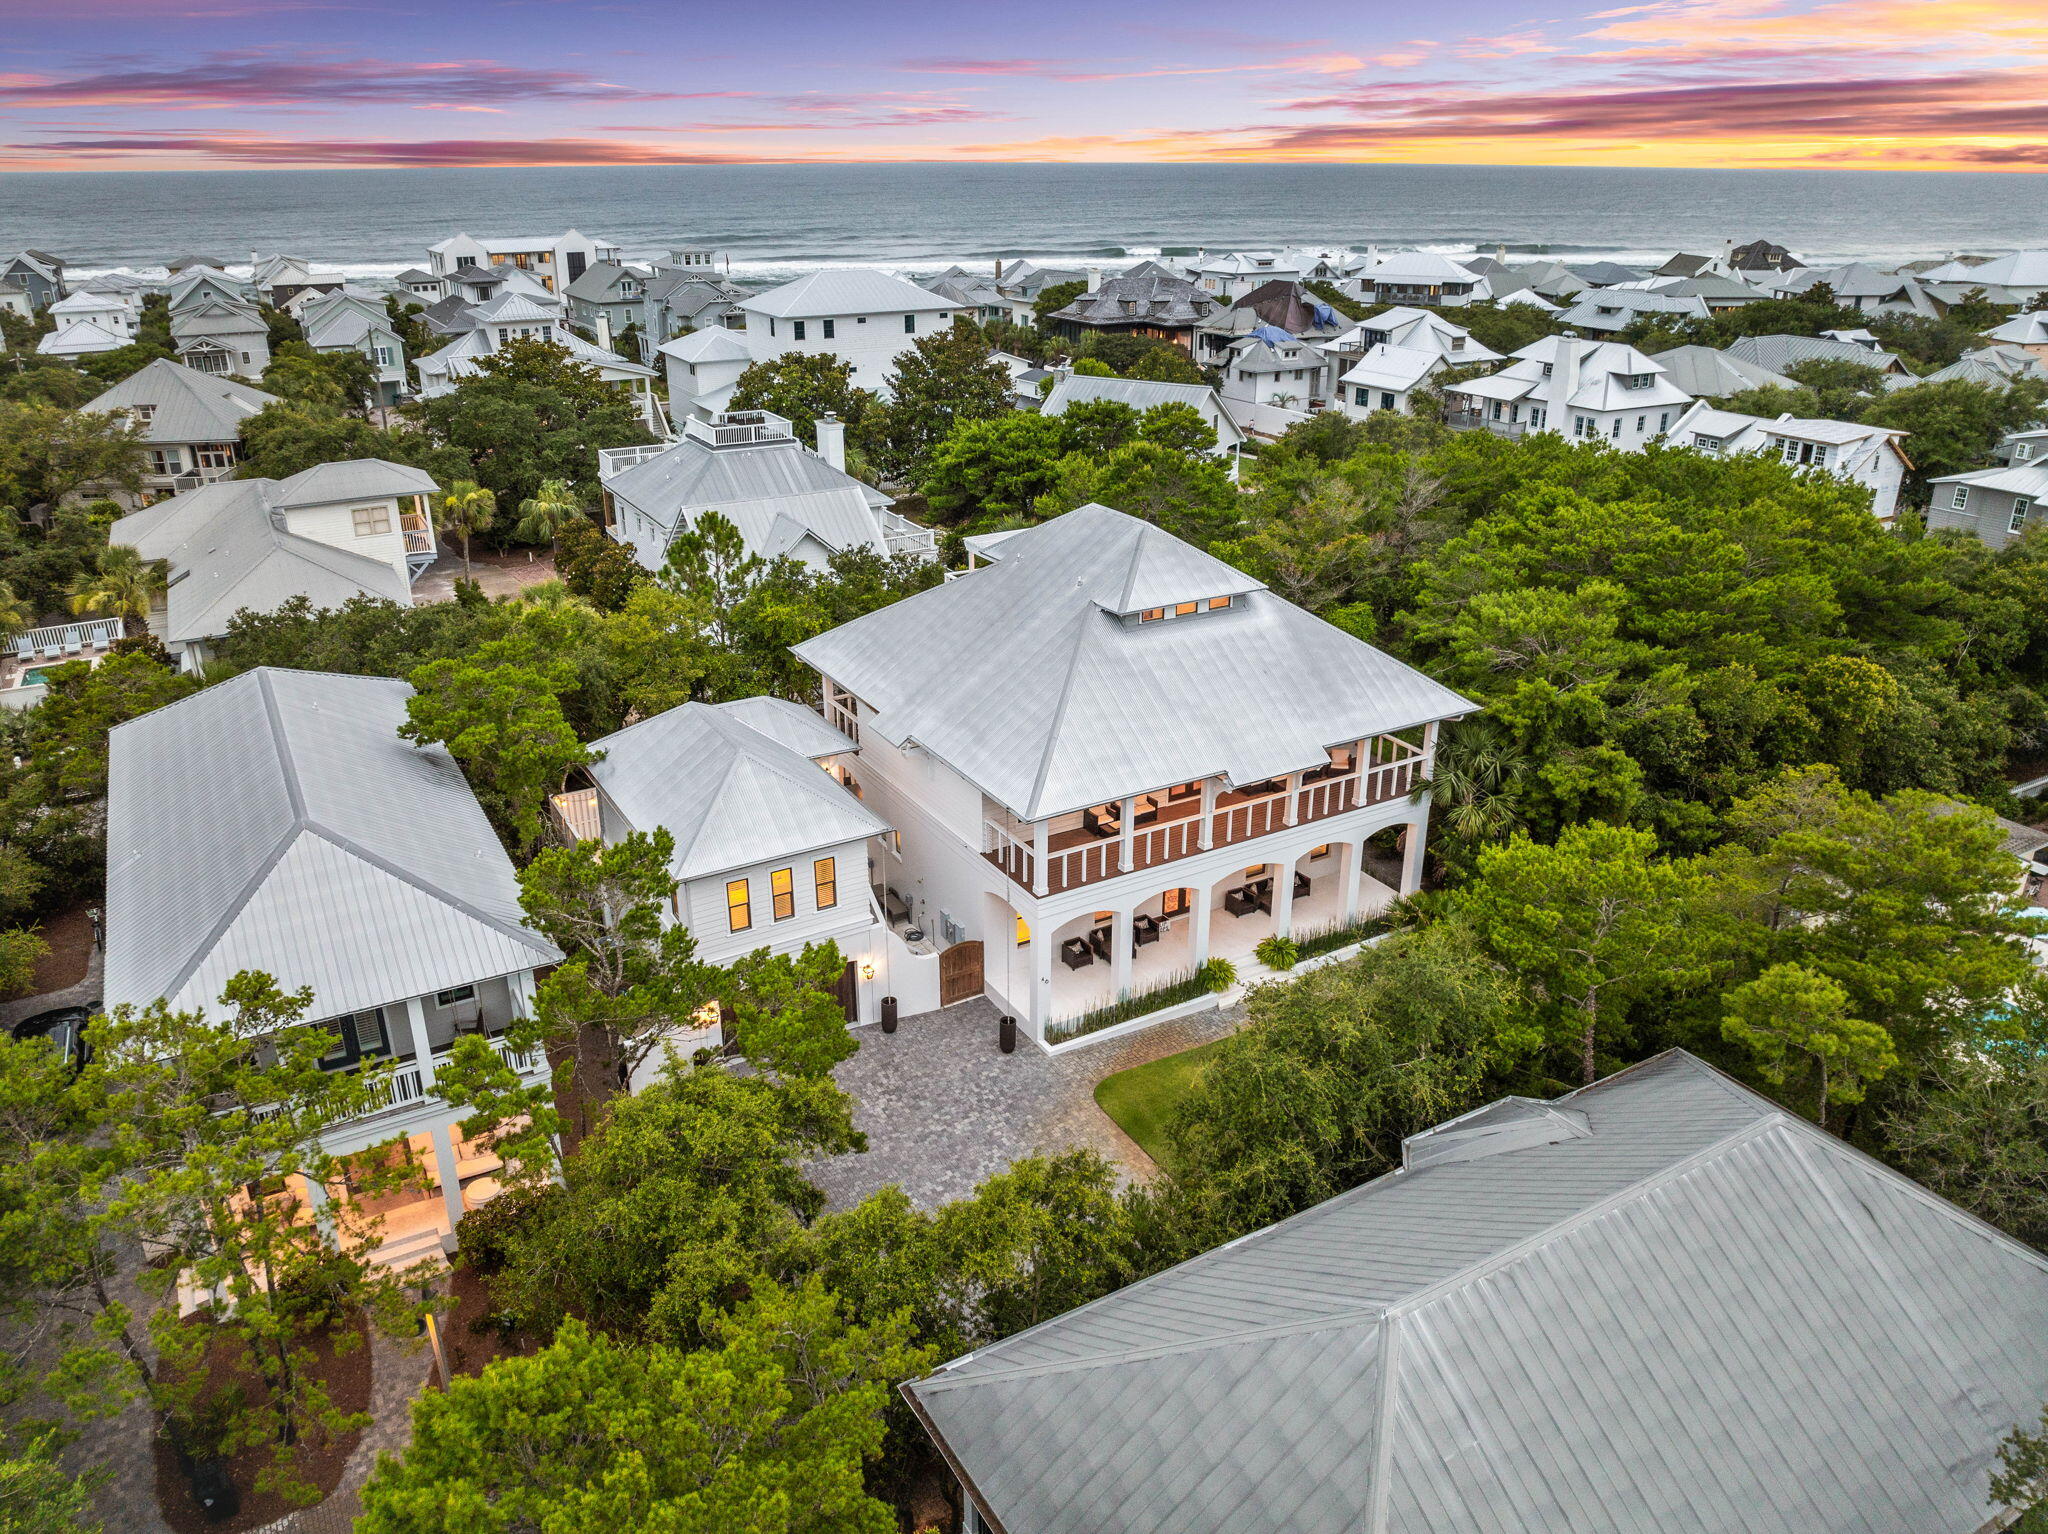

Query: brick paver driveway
(809, 998), (1242, 1211)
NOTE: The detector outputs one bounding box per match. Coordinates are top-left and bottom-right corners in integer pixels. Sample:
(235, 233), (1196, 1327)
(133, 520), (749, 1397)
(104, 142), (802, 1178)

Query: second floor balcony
(982, 732), (1428, 898)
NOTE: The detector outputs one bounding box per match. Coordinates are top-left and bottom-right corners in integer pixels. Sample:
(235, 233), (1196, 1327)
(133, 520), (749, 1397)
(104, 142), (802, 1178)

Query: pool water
(18, 668), (49, 686)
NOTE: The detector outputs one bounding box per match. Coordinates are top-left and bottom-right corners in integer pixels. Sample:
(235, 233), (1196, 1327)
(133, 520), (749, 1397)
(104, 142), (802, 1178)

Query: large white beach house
(791, 503), (1473, 1044)
(738, 269), (962, 393)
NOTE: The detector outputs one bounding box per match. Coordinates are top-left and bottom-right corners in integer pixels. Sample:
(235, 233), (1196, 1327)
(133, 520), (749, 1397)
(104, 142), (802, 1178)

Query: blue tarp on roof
(1249, 324), (1296, 347)
(1307, 301), (1338, 329)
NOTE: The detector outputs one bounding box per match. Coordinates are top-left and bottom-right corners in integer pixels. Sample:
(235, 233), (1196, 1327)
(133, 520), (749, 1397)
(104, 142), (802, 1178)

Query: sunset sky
(3, 0), (2045, 172)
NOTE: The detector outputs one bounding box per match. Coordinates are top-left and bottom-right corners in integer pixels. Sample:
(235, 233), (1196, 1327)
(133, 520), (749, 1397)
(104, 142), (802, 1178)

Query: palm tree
(436, 480), (497, 578)
(1418, 718), (1528, 877)
(512, 478), (584, 551)
(66, 545), (164, 625)
(0, 583), (31, 651)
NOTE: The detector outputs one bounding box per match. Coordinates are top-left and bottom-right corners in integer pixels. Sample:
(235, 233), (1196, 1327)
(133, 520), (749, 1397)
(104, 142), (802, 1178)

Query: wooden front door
(832, 959), (859, 1024)
(939, 941), (984, 1007)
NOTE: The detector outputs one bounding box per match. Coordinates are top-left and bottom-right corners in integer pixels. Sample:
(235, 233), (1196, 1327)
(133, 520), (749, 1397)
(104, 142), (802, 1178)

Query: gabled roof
(1926, 345), (2048, 388)
(1927, 461), (2048, 494)
(587, 700), (887, 880)
(907, 1049), (2048, 1534)
(658, 326), (754, 365)
(741, 268), (959, 319)
(1725, 333), (1905, 374)
(275, 459), (438, 507)
(600, 430), (889, 550)
(1923, 251), (2048, 288)
(1566, 259), (1647, 286)
(1340, 345), (1444, 393)
(104, 668), (560, 1018)
(37, 320), (126, 356)
(1985, 312), (2048, 346)
(85, 359), (276, 443)
(1362, 251), (1482, 284)
(1649, 345), (1797, 398)
(792, 504), (1475, 820)
(392, 267), (439, 285)
(170, 301), (267, 340)
(1040, 372), (1234, 425)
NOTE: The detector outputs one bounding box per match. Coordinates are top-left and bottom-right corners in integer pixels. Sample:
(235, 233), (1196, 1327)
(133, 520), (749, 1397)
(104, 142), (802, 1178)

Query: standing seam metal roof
(84, 359), (277, 444)
(791, 504), (1474, 820)
(103, 669), (560, 1019)
(907, 1050), (2048, 1534)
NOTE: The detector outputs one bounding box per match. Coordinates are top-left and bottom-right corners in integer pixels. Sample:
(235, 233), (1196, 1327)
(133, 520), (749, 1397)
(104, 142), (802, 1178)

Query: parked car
(11, 1005), (90, 1070)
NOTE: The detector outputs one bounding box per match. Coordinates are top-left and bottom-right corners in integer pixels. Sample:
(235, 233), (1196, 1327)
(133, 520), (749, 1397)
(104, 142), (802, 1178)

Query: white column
(1420, 720), (1441, 781)
(1032, 819), (1050, 897)
(1112, 908), (1133, 999)
(1198, 779), (1218, 850)
(1028, 922), (1051, 1031)
(429, 1121), (466, 1232)
(1339, 840), (1362, 923)
(507, 969), (537, 1018)
(1281, 772), (1300, 827)
(1399, 811), (1429, 896)
(1118, 796), (1136, 873)
(404, 995), (429, 1060)
(1273, 859), (1296, 938)
(1191, 884), (1213, 967)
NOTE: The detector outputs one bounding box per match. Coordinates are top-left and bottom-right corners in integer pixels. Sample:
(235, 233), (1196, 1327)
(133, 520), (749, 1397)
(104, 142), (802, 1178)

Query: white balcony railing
(10, 617), (123, 661)
(681, 409), (792, 449)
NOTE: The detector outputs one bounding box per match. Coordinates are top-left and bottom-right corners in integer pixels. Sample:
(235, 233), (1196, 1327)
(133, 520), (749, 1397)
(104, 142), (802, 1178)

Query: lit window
(352, 505), (391, 536)
(726, 878), (751, 932)
(1161, 888), (1189, 916)
(1175, 601), (1198, 616)
(1208, 596), (1231, 611)
(1140, 608), (1164, 622)
(1015, 915), (1030, 946)
(771, 867), (795, 921)
(814, 857), (837, 910)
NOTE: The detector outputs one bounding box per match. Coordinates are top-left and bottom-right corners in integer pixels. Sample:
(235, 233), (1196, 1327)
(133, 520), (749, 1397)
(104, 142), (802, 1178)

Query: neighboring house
(1193, 282), (1348, 371)
(1045, 263), (1219, 350)
(1333, 306), (1500, 368)
(1922, 250), (2048, 307)
(1983, 310), (2048, 360)
(1655, 252), (1716, 277)
(1768, 263), (1938, 317)
(989, 260), (1088, 325)
(789, 503), (1474, 1044)
(564, 261), (651, 347)
(0, 281), (31, 321)
(564, 697), (898, 1026)
(639, 269), (746, 357)
(391, 268), (445, 303)
(656, 324), (755, 422)
(1923, 344), (2048, 388)
(1484, 260), (1584, 307)
(919, 268), (1008, 326)
(415, 294), (662, 428)
(1925, 461), (2048, 549)
(1995, 426), (2048, 466)
(1335, 345), (1453, 419)
(425, 230), (620, 293)
(907, 1047), (2048, 1534)
(1, 250), (66, 310)
(85, 359), (277, 497)
(170, 299), (271, 377)
(167, 267), (249, 313)
(1565, 259), (1648, 288)
(599, 408), (934, 571)
(249, 254), (344, 309)
(103, 667), (563, 1267)
(1446, 335), (1693, 449)
(165, 253), (224, 275)
(109, 459), (440, 669)
(1645, 272), (1772, 311)
(299, 289), (408, 405)
(1189, 252), (1317, 300)
(1649, 344), (1798, 398)
(37, 291), (138, 359)
(1723, 332), (1909, 377)
(1219, 327), (1329, 409)
(1038, 372), (1246, 455)
(1349, 251), (1488, 307)
(1668, 402), (1911, 522)
(1556, 289), (1713, 334)
(738, 269), (962, 394)
(1729, 237), (1805, 274)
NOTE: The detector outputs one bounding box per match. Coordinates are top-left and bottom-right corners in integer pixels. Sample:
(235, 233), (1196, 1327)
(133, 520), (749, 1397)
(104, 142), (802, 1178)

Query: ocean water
(4, 162), (2044, 285)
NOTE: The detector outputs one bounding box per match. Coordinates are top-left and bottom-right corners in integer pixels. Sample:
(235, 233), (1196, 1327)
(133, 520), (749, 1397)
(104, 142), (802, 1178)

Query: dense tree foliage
(729, 352), (875, 447)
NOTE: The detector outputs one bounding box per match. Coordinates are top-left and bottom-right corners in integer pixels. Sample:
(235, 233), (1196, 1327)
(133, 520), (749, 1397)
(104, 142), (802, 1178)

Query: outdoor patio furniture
(1060, 937), (1095, 970)
(1082, 806), (1119, 839)
(1088, 924), (1113, 960)
(1225, 883), (1270, 918)
(1294, 872), (1311, 899)
(1132, 914), (1161, 948)
(883, 887), (911, 925)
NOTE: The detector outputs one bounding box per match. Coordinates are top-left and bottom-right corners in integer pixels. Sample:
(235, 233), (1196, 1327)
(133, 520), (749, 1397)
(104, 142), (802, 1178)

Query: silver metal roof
(1649, 345), (1797, 398)
(586, 700), (887, 880)
(908, 1050), (2048, 1534)
(792, 504), (1474, 820)
(601, 432), (891, 548)
(85, 359), (276, 444)
(104, 668), (560, 1019)
(739, 268), (960, 319)
(275, 459), (439, 507)
(110, 476), (415, 642)
(711, 695), (856, 759)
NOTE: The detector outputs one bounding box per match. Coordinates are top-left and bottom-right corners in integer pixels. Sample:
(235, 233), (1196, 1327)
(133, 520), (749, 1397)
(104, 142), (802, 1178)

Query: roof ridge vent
(1401, 1096), (1591, 1173)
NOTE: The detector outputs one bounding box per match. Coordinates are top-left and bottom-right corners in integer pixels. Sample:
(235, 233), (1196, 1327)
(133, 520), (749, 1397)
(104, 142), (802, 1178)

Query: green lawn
(1092, 1038), (1230, 1168)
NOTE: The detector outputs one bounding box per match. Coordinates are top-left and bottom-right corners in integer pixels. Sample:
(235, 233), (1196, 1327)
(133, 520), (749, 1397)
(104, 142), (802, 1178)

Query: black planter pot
(999, 1014), (1017, 1054)
(188, 1457), (241, 1523)
(881, 996), (898, 1033)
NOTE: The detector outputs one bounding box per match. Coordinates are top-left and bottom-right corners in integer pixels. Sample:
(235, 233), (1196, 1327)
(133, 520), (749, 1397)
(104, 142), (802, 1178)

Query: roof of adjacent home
(587, 699), (885, 880)
(169, 301), (268, 340)
(792, 503), (1475, 820)
(1724, 333), (1905, 374)
(1649, 344), (1797, 398)
(84, 359), (276, 443)
(109, 461), (434, 642)
(103, 668), (560, 1019)
(599, 429), (889, 551)
(1049, 268), (1217, 328)
(1363, 251), (1484, 284)
(1340, 344), (1443, 392)
(1923, 251), (2048, 288)
(1039, 373), (1238, 440)
(741, 267), (960, 319)
(657, 326), (754, 365)
(907, 1048), (2048, 1534)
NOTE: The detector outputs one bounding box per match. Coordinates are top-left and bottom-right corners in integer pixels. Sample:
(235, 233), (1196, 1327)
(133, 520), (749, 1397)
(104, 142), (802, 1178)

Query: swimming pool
(17, 668), (49, 687)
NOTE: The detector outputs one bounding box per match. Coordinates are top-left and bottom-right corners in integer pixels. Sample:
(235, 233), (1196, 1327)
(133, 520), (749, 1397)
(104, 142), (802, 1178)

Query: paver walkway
(0, 941), (101, 1031)
(410, 547), (559, 605)
(810, 998), (1245, 1211)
